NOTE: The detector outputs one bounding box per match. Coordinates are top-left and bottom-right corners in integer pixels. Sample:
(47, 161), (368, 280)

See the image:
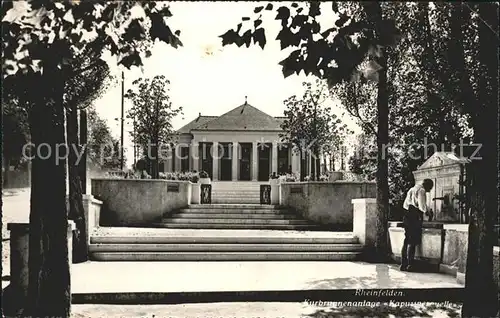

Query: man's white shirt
(403, 184), (427, 213)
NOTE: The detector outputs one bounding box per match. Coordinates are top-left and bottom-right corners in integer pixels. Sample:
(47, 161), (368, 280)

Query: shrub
(199, 171), (209, 178)
(319, 174), (329, 181)
(190, 173), (199, 183)
(269, 172), (279, 179)
(283, 172), (298, 182)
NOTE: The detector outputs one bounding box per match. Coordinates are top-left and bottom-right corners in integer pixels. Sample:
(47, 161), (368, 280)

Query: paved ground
(2, 187), (30, 289)
(71, 302), (462, 318)
(91, 227), (355, 238)
(72, 261), (462, 295)
(3, 188), (464, 317)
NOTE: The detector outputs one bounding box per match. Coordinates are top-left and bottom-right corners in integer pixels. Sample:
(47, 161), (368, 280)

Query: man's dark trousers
(401, 205), (423, 268)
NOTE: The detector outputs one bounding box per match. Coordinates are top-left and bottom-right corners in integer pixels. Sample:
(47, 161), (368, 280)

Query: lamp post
(120, 71), (125, 170)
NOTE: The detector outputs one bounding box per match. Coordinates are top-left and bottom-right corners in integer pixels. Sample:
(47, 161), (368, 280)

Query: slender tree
(125, 75), (183, 179)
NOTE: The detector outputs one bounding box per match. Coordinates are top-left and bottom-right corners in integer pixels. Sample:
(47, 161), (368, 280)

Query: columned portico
(173, 102), (323, 180)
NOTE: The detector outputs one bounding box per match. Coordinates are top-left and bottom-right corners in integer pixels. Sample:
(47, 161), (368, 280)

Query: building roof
(417, 151), (470, 170)
(177, 115), (218, 134)
(178, 104), (286, 133)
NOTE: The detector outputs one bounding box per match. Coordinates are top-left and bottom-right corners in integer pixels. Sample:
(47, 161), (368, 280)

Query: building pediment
(417, 152), (469, 170)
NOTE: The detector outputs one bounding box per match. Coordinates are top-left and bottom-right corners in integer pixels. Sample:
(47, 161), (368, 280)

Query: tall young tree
(125, 75), (183, 179)
(2, 2), (182, 316)
(280, 80), (344, 180)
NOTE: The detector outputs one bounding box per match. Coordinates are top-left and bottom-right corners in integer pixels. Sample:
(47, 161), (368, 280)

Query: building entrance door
(200, 143), (213, 179)
(220, 143), (232, 181)
(258, 144), (270, 181)
(239, 143), (251, 181)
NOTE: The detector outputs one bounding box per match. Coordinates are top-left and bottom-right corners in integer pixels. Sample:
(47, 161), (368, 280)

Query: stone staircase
(88, 204), (364, 261)
(154, 204), (322, 230)
(211, 181), (262, 204)
(89, 228), (363, 261)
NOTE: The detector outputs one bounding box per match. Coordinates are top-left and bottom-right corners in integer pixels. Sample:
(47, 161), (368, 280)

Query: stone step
(162, 218), (312, 225)
(212, 193), (260, 198)
(178, 208), (287, 214)
(171, 213), (299, 219)
(89, 243), (364, 253)
(90, 234), (359, 245)
(89, 251), (362, 261)
(213, 192), (260, 195)
(149, 223), (323, 230)
(211, 201), (262, 204)
(187, 204), (278, 209)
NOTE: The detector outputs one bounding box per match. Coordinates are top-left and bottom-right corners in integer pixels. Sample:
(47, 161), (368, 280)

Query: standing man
(400, 179), (434, 271)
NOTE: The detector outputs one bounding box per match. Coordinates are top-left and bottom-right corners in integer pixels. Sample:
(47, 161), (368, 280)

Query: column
(192, 141), (199, 172)
(212, 141), (219, 181)
(252, 141), (258, 181)
(271, 142), (278, 175)
(232, 142), (239, 181)
(174, 145), (181, 172)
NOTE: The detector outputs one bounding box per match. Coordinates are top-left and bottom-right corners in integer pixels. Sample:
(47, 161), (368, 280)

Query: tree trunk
(374, 52), (390, 260)
(78, 109), (88, 194)
(361, 2), (390, 260)
(66, 103), (88, 263)
(26, 66), (71, 317)
(462, 3), (499, 317)
(299, 150), (305, 181)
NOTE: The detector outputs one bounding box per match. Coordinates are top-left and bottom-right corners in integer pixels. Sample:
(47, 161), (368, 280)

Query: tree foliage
(86, 108), (122, 170)
(280, 79), (350, 180)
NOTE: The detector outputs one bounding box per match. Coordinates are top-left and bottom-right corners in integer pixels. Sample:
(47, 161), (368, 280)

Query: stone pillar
(232, 142), (239, 181)
(192, 141), (199, 172)
(270, 179), (280, 204)
(6, 222), (75, 313)
(352, 198), (377, 257)
(271, 142), (278, 175)
(82, 194), (102, 245)
(212, 141), (219, 181)
(252, 141), (258, 181)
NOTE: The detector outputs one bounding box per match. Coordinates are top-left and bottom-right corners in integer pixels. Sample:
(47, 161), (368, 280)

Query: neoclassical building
(163, 101), (313, 181)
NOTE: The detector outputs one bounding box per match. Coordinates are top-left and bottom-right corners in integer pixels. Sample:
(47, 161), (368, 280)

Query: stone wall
(91, 178), (191, 226)
(280, 181), (376, 229)
(388, 222), (499, 289)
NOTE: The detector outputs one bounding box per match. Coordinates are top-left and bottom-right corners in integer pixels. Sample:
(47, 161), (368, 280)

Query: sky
(93, 2), (361, 168)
